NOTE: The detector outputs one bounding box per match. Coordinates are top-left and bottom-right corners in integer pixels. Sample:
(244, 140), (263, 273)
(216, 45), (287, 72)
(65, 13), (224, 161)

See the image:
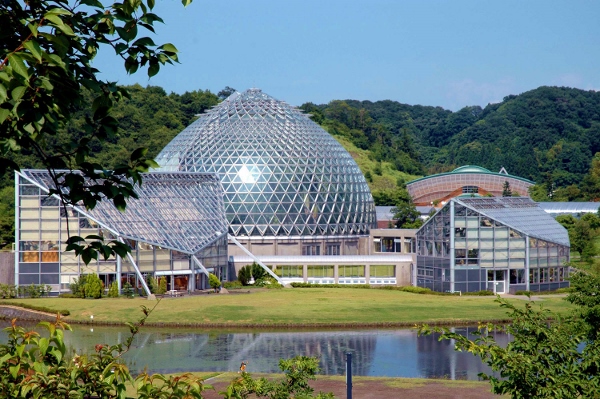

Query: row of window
(301, 244), (342, 256)
(274, 265), (396, 278)
(417, 266), (569, 284)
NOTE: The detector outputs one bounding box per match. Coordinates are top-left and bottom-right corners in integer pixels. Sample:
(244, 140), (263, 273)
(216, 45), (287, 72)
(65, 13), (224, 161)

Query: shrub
(158, 276), (167, 295)
(122, 282), (135, 298)
(107, 281), (119, 298)
(463, 290), (495, 296)
(208, 273), (221, 292)
(70, 276), (86, 298)
(0, 284), (17, 298)
(146, 274), (157, 294)
(515, 288), (573, 296)
(255, 276), (283, 288)
(223, 356), (334, 399)
(290, 282), (371, 289)
(238, 262), (268, 285)
(84, 273), (103, 299)
(223, 281), (243, 289)
(398, 286), (433, 294)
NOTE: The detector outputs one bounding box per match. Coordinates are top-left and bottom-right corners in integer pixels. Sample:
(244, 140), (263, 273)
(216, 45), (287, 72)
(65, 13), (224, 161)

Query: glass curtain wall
(17, 177), (228, 294)
(417, 201), (570, 293)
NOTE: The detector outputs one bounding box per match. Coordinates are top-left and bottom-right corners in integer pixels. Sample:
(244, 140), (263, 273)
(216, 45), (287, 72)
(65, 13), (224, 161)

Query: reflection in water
(0, 324), (505, 379)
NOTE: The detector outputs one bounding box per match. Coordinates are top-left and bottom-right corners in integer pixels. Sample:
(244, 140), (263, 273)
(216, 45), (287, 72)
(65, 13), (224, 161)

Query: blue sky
(94, 0), (600, 111)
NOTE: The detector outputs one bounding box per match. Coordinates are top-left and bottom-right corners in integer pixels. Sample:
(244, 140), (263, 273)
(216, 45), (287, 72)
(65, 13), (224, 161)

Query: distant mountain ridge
(304, 86), (600, 201)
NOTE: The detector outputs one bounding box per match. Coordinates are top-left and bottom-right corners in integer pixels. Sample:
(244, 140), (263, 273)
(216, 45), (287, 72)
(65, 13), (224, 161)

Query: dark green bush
(255, 277), (283, 288)
(515, 288), (572, 296)
(237, 262), (268, 285)
(463, 290), (494, 296)
(290, 282), (371, 289)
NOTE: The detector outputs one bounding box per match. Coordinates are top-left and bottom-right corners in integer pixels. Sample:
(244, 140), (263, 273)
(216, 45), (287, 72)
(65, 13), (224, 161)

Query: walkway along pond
(1, 325), (509, 380)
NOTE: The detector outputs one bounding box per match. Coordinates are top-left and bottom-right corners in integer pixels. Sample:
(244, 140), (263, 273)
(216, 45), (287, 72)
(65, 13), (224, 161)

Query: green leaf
(130, 147), (148, 161)
(0, 85), (6, 102)
(11, 86), (26, 102)
(147, 0), (155, 9)
(8, 54), (29, 80)
(38, 337), (49, 355)
(181, 0), (193, 7)
(27, 23), (39, 37)
(45, 14), (75, 36)
(158, 43), (178, 53)
(45, 7), (72, 16)
(85, 234), (105, 241)
(148, 62), (159, 77)
(0, 108), (10, 124)
(9, 364), (19, 379)
(23, 40), (43, 62)
(113, 195), (127, 212)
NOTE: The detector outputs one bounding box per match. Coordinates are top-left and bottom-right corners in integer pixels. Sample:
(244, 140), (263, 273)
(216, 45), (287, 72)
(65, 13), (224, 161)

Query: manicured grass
(1, 288), (575, 327)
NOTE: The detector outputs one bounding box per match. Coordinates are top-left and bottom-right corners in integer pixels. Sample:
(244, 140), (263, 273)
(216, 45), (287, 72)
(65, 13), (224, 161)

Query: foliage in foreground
(421, 272), (600, 399)
(222, 357), (334, 399)
(0, 299), (334, 398)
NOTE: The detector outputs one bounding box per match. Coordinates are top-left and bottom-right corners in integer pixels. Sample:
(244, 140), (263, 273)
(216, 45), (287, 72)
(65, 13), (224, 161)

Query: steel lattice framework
(21, 170), (228, 255)
(156, 88), (376, 237)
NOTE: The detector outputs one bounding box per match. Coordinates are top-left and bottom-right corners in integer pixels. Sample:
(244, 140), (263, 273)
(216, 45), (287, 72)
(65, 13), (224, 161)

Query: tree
(391, 200), (423, 229)
(217, 86), (236, 99)
(421, 272), (600, 398)
(502, 180), (512, 197)
(571, 219), (596, 257)
(1, 0), (191, 263)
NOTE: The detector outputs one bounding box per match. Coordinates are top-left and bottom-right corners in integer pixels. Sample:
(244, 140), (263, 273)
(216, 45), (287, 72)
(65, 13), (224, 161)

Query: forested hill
(1, 85), (600, 248)
(303, 86), (600, 202)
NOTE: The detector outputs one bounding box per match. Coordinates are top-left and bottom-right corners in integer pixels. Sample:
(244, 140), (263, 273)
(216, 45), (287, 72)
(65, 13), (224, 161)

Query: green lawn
(1, 288), (575, 327)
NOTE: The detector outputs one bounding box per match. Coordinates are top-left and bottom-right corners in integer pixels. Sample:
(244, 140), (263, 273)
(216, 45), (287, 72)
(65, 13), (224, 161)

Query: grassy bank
(1, 288), (574, 327)
(125, 372), (499, 399)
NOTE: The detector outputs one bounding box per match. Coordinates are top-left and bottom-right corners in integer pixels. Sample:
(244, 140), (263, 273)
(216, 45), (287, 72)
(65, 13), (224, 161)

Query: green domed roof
(452, 165), (492, 173)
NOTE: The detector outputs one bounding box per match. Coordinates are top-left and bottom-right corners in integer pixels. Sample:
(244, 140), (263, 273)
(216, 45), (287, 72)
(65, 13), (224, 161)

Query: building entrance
(487, 270), (506, 294)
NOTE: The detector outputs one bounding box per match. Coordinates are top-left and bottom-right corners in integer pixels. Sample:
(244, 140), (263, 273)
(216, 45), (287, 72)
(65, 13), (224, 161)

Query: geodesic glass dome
(156, 88), (376, 237)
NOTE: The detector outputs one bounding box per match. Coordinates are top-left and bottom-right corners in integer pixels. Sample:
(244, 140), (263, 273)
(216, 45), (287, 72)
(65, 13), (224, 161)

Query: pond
(3, 325), (507, 380)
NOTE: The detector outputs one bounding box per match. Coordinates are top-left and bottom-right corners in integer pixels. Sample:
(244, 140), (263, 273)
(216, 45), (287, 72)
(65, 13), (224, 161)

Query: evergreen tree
(502, 181), (512, 197)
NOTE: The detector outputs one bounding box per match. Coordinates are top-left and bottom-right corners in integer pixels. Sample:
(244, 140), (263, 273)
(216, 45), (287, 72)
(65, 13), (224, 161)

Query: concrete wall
(0, 252), (15, 285)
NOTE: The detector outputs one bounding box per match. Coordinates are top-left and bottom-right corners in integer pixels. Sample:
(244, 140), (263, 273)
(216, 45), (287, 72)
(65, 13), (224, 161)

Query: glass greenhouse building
(416, 197), (570, 294)
(156, 88), (376, 240)
(15, 170), (229, 295)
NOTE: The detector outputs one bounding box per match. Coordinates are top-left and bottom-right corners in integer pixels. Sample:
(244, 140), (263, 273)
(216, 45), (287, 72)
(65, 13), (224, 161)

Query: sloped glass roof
(538, 202), (600, 214)
(155, 88), (376, 237)
(20, 170), (228, 255)
(456, 197), (570, 246)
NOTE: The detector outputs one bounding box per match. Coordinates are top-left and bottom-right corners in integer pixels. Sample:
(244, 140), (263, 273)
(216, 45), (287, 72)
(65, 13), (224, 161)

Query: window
(279, 265), (303, 278)
(339, 265), (365, 278)
(510, 269), (525, 284)
(307, 265), (333, 278)
(302, 245), (320, 256)
(370, 265), (395, 278)
(325, 243), (340, 255)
